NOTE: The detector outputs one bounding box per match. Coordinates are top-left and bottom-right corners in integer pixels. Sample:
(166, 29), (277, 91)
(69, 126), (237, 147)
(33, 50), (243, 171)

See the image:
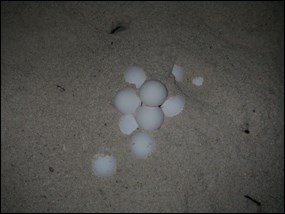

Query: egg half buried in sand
(92, 154), (116, 177)
(172, 64), (185, 82)
(192, 77), (204, 86)
(131, 132), (155, 159)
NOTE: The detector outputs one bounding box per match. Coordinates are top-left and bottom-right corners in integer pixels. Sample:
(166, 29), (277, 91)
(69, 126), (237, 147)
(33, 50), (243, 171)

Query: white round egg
(124, 66), (146, 88)
(136, 106), (164, 131)
(114, 88), (141, 114)
(161, 95), (185, 117)
(131, 132), (155, 159)
(92, 154), (116, 177)
(119, 114), (138, 135)
(139, 79), (168, 107)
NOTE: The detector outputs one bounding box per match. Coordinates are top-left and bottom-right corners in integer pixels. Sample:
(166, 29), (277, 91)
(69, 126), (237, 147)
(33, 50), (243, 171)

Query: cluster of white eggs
(116, 67), (185, 157)
(92, 65), (203, 177)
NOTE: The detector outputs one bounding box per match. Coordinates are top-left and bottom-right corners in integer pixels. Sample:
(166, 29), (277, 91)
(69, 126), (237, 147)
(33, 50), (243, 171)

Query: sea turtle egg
(136, 106), (164, 131)
(161, 95), (185, 117)
(124, 66), (146, 88)
(92, 154), (116, 177)
(139, 79), (168, 107)
(114, 87), (141, 114)
(131, 132), (155, 159)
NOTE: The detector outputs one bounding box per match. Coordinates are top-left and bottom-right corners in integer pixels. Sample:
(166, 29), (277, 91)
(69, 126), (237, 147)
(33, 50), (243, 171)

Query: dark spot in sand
(244, 129), (250, 134)
(49, 167), (54, 173)
(253, 109), (255, 113)
(40, 195), (47, 199)
(244, 195), (261, 206)
(98, 189), (104, 196)
(109, 17), (131, 34)
(55, 85), (65, 92)
(110, 25), (126, 34)
(111, 41), (113, 45)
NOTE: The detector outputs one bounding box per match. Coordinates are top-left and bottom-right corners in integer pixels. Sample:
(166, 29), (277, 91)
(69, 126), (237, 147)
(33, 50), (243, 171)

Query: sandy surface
(1, 1), (284, 213)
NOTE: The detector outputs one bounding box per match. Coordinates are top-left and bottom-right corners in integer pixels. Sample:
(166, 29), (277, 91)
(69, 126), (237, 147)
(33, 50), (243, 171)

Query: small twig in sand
(244, 195), (261, 206)
(55, 85), (65, 92)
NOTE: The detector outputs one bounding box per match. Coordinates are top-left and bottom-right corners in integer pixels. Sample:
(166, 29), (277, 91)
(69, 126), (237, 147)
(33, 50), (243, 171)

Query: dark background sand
(1, 1), (284, 213)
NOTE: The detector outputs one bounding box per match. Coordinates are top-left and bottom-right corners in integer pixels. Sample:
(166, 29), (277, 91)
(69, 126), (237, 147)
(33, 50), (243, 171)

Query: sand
(1, 1), (284, 213)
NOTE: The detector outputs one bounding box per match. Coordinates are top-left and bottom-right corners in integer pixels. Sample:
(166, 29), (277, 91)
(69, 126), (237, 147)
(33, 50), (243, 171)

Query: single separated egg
(139, 79), (168, 107)
(114, 87), (141, 114)
(92, 154), (116, 177)
(136, 106), (164, 131)
(131, 132), (155, 159)
(124, 66), (146, 88)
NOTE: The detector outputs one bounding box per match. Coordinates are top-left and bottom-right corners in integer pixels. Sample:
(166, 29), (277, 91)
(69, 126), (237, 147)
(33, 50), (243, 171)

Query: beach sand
(1, 1), (284, 212)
